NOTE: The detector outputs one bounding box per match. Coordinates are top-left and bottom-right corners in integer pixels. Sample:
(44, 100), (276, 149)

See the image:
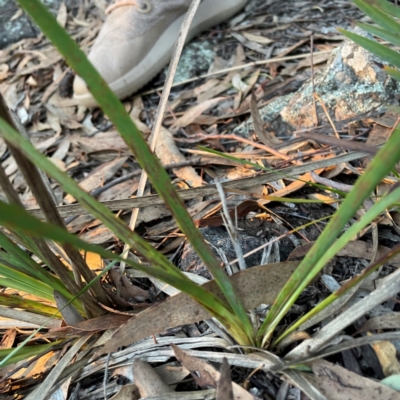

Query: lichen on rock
(235, 26), (400, 137)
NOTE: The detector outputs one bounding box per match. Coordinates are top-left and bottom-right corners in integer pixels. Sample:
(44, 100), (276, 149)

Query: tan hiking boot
(73, 0), (247, 106)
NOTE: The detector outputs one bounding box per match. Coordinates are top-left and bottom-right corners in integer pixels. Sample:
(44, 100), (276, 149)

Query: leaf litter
(1, 0), (400, 398)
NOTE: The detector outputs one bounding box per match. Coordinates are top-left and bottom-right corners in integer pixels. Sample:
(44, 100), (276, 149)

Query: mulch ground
(1, 0), (400, 399)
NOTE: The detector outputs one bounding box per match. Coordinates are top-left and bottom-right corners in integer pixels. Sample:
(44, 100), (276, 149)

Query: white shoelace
(105, 0), (140, 15)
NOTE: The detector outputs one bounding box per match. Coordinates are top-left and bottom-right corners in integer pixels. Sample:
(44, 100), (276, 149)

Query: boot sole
(73, 0), (247, 106)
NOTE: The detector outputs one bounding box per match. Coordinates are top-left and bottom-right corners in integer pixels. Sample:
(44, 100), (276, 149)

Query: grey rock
(234, 26), (400, 137)
(171, 40), (216, 84)
(0, 0), (80, 49)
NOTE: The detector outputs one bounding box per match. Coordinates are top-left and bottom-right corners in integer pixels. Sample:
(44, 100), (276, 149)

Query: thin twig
(310, 33), (318, 127)
(298, 131), (379, 154)
(215, 181), (247, 271)
(103, 353), (111, 400)
(120, 0), (202, 274)
(139, 50), (333, 95)
(314, 92), (340, 139)
(28, 151), (368, 219)
(197, 133), (293, 161)
(90, 158), (201, 197)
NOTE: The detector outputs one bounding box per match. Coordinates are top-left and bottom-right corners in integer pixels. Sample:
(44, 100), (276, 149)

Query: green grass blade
(0, 230), (67, 289)
(353, 0), (400, 32)
(0, 199), (252, 345)
(384, 66), (400, 81)
(198, 146), (348, 197)
(339, 28), (400, 69)
(356, 0), (400, 19)
(16, 0), (253, 341)
(0, 231), (85, 310)
(257, 124), (400, 346)
(0, 264), (55, 301)
(0, 340), (63, 367)
(356, 22), (400, 47)
(275, 185), (400, 343)
(0, 257), (121, 367)
(0, 293), (59, 317)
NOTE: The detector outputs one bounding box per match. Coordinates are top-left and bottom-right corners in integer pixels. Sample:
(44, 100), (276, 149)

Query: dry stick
(120, 0), (202, 274)
(297, 131), (379, 155)
(90, 158), (201, 197)
(313, 92), (340, 139)
(140, 50), (333, 96)
(28, 151), (368, 219)
(215, 181), (247, 271)
(310, 33), (318, 127)
(197, 133), (292, 161)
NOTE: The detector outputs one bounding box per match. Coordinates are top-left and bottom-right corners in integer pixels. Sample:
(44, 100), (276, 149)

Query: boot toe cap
(72, 75), (97, 106)
(73, 74), (89, 97)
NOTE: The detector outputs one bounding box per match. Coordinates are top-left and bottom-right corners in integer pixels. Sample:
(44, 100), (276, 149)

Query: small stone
(0, 0), (80, 49)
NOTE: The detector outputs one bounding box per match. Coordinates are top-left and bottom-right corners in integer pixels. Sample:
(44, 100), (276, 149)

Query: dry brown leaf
(71, 130), (129, 153)
(281, 51), (331, 76)
(132, 360), (174, 397)
(82, 251), (103, 271)
(112, 362), (189, 388)
(96, 261), (300, 356)
(250, 92), (280, 146)
(362, 114), (397, 170)
(302, 359), (400, 400)
(9, 351), (59, 381)
(51, 137), (70, 161)
(129, 96), (151, 135)
(79, 224), (115, 244)
(46, 314), (131, 338)
(172, 344), (259, 400)
(0, 63), (9, 81)
(10, 8), (23, 21)
(61, 250), (103, 271)
(0, 329), (16, 349)
(147, 199), (217, 236)
(134, 204), (172, 226)
(46, 94), (81, 129)
(370, 336), (400, 377)
(259, 168), (326, 205)
(155, 127), (202, 187)
(31, 132), (61, 153)
(356, 313), (400, 334)
(46, 110), (62, 134)
(242, 69), (260, 100)
(231, 32), (272, 56)
(197, 80), (230, 103)
(50, 157), (65, 171)
(97, 178), (139, 202)
(241, 31), (274, 45)
(194, 79), (220, 98)
(64, 156), (128, 203)
(0, 136), (7, 160)
(288, 240), (400, 266)
(56, 2), (68, 28)
(198, 200), (265, 228)
(15, 53), (63, 77)
(109, 269), (149, 302)
(173, 97), (224, 128)
(232, 73), (249, 93)
(216, 358), (234, 400)
(109, 384), (140, 400)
